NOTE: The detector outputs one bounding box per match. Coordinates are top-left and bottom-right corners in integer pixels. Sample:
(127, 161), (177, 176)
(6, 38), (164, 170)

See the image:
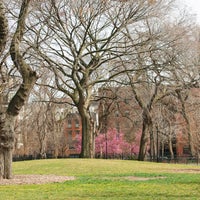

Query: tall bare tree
(26, 0), (160, 158)
(121, 5), (193, 160)
(169, 26), (200, 157)
(0, 0), (37, 179)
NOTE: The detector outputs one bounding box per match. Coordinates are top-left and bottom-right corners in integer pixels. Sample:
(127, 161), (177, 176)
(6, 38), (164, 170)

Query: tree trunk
(168, 133), (174, 160)
(0, 1), (8, 55)
(0, 75), (36, 179)
(177, 91), (195, 156)
(161, 141), (164, 158)
(149, 129), (156, 161)
(156, 126), (160, 162)
(0, 0), (37, 179)
(0, 114), (15, 179)
(79, 108), (95, 158)
(185, 119), (195, 156)
(0, 0), (10, 179)
(138, 108), (152, 161)
(138, 122), (148, 161)
(39, 139), (46, 159)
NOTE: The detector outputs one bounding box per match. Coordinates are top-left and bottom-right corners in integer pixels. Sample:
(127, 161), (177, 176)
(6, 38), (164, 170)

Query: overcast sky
(181, 0), (200, 23)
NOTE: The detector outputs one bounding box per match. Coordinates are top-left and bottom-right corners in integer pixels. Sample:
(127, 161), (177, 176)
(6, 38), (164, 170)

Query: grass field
(0, 159), (200, 200)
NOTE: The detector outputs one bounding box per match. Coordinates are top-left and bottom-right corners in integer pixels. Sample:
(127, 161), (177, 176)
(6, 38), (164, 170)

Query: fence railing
(151, 156), (200, 165)
(12, 154), (200, 165)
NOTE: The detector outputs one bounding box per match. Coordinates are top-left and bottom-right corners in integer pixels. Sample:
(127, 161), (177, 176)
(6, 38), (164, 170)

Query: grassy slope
(0, 159), (200, 200)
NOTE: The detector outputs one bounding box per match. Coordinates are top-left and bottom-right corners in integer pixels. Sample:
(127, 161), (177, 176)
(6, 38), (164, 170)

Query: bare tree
(26, 0), (160, 158)
(0, 0), (37, 179)
(14, 75), (71, 159)
(168, 26), (200, 157)
(188, 88), (200, 159)
(154, 97), (178, 160)
(121, 6), (193, 160)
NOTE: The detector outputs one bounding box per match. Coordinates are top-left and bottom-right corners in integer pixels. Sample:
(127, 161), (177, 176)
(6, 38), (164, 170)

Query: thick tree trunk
(0, 1), (11, 179)
(0, 0), (37, 179)
(138, 122), (149, 161)
(138, 108), (152, 161)
(79, 108), (95, 158)
(0, 1), (8, 55)
(0, 75), (36, 179)
(0, 114), (15, 179)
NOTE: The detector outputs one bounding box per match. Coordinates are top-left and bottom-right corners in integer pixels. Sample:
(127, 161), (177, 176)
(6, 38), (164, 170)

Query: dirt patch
(0, 175), (75, 185)
(125, 176), (166, 181)
(170, 169), (200, 173)
(99, 176), (166, 182)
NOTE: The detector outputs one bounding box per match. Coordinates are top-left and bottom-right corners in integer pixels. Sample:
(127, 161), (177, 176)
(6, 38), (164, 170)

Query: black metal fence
(12, 154), (200, 165)
(150, 156), (200, 165)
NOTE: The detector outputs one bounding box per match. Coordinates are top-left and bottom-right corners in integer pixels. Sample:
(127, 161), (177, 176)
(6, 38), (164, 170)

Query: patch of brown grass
(0, 175), (75, 185)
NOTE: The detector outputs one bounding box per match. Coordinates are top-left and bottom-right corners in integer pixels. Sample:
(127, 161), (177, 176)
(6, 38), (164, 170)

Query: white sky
(181, 0), (200, 24)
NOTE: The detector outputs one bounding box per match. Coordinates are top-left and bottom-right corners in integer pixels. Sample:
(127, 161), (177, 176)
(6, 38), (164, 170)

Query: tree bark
(0, 0), (37, 179)
(0, 114), (15, 179)
(168, 134), (174, 160)
(149, 129), (156, 161)
(176, 90), (195, 156)
(138, 108), (152, 161)
(78, 105), (95, 158)
(0, 1), (8, 55)
(0, 1), (10, 179)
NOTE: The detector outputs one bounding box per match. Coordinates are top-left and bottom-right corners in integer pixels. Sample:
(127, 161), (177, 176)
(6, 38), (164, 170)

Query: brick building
(63, 112), (82, 157)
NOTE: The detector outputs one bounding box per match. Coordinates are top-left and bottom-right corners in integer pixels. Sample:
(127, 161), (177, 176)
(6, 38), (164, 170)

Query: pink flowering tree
(96, 129), (126, 158)
(75, 129), (141, 159)
(74, 134), (82, 155)
(130, 130), (142, 156)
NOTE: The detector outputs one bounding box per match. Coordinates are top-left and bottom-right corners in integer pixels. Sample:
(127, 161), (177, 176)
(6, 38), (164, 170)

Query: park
(1, 159), (200, 199)
(1, 1), (200, 199)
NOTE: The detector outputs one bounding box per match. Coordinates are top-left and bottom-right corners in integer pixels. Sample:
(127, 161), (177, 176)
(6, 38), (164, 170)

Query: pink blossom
(74, 129), (141, 158)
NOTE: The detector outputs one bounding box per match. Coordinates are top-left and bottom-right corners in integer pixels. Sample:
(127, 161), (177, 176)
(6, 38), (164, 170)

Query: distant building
(63, 112), (82, 157)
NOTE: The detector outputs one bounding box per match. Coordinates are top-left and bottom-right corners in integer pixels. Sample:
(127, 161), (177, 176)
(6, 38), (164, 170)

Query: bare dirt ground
(170, 168), (200, 173)
(0, 175), (165, 185)
(0, 175), (75, 185)
(126, 176), (166, 181)
(0, 168), (200, 185)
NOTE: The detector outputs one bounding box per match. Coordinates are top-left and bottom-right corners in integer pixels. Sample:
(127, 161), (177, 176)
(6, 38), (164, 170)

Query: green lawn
(1, 159), (200, 199)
